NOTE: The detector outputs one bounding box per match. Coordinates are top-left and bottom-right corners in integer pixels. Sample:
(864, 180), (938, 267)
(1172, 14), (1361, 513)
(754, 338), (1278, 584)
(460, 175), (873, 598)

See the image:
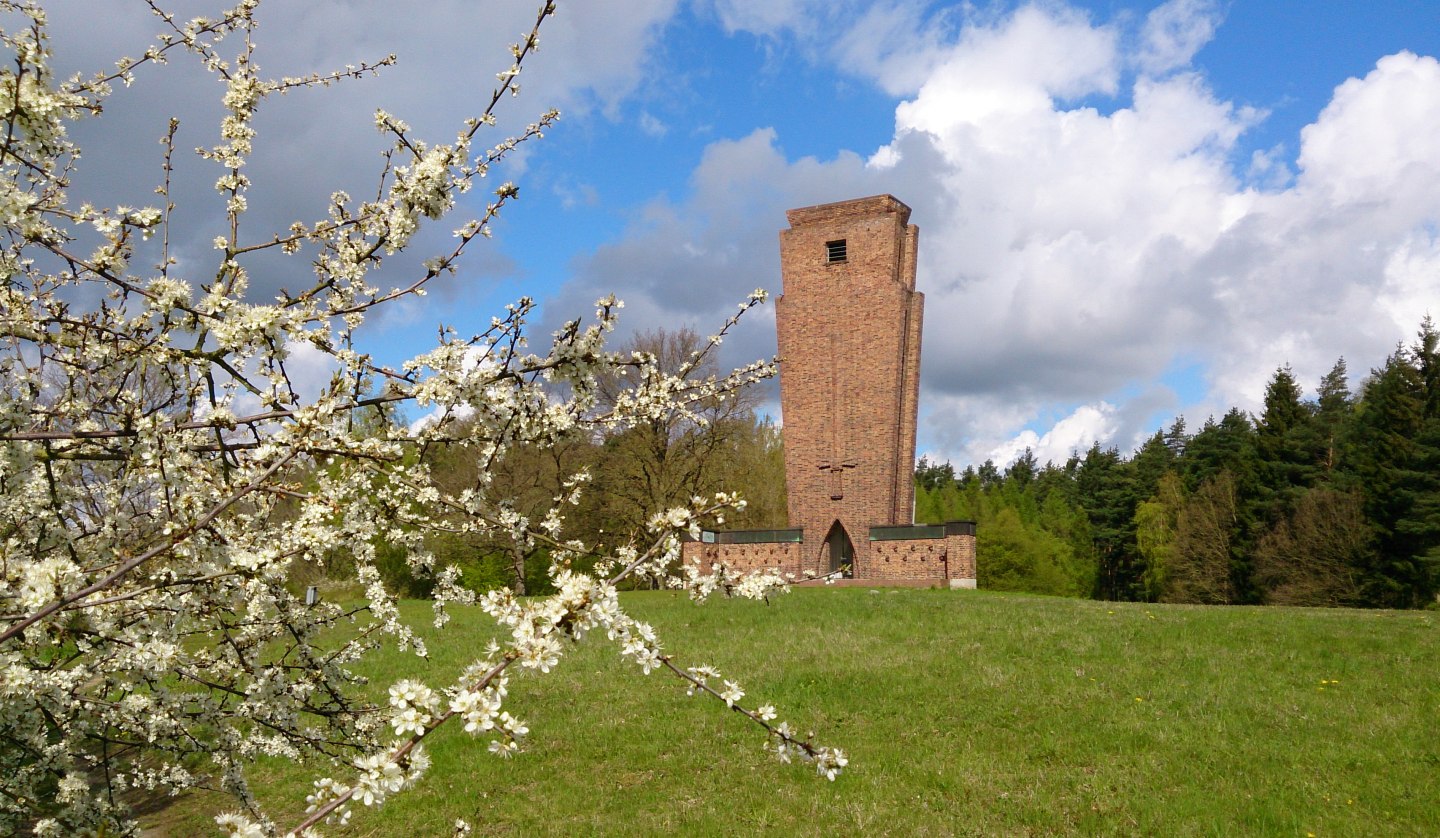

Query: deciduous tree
(1253, 487), (1369, 607)
(1167, 471), (1238, 605)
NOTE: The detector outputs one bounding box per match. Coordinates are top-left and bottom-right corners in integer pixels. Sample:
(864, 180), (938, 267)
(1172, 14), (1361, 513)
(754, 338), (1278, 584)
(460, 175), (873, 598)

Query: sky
(37, 0), (1440, 469)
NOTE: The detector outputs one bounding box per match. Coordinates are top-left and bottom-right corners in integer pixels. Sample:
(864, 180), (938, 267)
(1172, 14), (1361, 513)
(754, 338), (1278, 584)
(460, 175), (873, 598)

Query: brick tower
(775, 195), (923, 577)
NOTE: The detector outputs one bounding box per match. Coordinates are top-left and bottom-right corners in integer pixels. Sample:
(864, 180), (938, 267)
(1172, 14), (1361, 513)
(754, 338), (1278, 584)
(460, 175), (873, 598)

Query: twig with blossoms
(279, 494), (841, 837)
(665, 659), (849, 780)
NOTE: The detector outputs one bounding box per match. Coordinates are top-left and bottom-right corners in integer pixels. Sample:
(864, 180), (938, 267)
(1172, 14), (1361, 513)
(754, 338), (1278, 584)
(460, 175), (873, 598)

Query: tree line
(917, 317), (1440, 609)
(396, 318), (1439, 609)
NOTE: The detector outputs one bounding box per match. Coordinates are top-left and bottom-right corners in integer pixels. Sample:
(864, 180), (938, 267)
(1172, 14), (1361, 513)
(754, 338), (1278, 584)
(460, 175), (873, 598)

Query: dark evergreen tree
(1258, 365), (1308, 435)
(1032, 459), (1079, 510)
(915, 457), (956, 492)
(977, 459), (1001, 489)
(1254, 365), (1322, 537)
(1163, 416), (1189, 459)
(1417, 316), (1440, 417)
(1007, 447), (1038, 489)
(1130, 430), (1175, 501)
(1400, 418), (1440, 601)
(1077, 443), (1141, 600)
(1350, 347), (1439, 607)
(1398, 319), (1440, 604)
(1314, 357), (1353, 477)
(1183, 409), (1259, 493)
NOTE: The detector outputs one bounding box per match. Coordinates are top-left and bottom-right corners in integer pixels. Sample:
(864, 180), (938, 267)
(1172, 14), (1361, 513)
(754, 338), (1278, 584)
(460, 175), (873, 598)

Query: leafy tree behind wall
(405, 328), (789, 596)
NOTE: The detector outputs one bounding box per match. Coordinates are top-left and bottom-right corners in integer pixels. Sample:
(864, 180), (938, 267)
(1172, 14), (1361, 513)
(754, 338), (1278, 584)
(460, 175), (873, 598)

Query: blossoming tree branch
(0, 1), (845, 835)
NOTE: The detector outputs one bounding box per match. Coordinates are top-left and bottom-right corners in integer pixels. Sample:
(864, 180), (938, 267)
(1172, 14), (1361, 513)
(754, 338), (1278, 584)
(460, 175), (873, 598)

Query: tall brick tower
(776, 195), (923, 577)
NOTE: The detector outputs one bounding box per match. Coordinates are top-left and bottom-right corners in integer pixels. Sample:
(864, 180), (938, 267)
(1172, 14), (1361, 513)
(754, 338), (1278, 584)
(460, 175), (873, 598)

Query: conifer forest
(916, 318), (1440, 608)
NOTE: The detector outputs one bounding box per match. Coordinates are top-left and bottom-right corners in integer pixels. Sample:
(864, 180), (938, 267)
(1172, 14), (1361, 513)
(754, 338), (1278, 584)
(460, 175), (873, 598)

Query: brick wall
(682, 532), (977, 585)
(683, 195), (983, 589)
(681, 541), (809, 578)
(866, 537), (949, 579)
(776, 195), (923, 571)
(943, 532), (977, 580)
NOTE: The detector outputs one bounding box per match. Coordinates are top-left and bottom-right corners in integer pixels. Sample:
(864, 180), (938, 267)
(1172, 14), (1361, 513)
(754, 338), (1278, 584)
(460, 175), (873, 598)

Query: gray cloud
(540, 128), (882, 361)
(43, 0), (677, 323)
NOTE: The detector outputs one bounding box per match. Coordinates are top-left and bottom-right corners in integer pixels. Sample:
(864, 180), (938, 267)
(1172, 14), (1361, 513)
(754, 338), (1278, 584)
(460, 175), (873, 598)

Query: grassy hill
(149, 589), (1439, 836)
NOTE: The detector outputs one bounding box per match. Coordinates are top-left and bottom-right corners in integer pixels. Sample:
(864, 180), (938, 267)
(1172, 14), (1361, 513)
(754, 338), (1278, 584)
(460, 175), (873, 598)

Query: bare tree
(590, 327), (766, 541)
(1167, 471), (1238, 604)
(1253, 488), (1369, 606)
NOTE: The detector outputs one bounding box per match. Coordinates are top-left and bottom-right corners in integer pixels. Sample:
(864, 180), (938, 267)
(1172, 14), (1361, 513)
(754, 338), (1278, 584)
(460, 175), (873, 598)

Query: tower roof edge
(785, 194), (912, 229)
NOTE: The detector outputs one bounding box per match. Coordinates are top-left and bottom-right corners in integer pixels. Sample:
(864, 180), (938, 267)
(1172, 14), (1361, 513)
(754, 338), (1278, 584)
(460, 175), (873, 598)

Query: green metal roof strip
(699, 528), (804, 544)
(869, 524), (945, 541)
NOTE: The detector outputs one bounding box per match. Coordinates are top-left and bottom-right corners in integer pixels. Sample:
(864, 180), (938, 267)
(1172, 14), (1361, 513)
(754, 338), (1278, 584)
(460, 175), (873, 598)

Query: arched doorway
(824, 521), (855, 578)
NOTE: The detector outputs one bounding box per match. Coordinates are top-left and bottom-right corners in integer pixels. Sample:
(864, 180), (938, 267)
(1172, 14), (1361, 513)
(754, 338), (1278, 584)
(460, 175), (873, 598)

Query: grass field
(147, 588), (1440, 836)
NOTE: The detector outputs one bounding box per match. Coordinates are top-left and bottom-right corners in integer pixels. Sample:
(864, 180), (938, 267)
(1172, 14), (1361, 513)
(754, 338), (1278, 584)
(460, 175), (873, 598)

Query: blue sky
(47, 1), (1440, 468)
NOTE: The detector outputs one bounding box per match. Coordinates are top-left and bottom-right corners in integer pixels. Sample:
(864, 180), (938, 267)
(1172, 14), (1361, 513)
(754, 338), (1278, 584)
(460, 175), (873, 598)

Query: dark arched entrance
(824, 521), (855, 578)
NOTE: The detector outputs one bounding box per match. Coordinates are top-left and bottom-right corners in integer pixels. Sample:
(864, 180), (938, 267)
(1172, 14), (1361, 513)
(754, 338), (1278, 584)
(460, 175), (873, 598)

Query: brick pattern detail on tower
(679, 194), (976, 587)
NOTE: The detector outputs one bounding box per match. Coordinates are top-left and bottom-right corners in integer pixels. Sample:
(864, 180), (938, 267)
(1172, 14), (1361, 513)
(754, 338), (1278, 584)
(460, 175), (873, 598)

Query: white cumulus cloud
(1136, 0), (1224, 76)
(551, 3), (1440, 468)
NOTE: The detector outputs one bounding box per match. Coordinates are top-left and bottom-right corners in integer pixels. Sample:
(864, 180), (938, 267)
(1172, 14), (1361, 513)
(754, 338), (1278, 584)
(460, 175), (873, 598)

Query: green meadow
(149, 589), (1440, 836)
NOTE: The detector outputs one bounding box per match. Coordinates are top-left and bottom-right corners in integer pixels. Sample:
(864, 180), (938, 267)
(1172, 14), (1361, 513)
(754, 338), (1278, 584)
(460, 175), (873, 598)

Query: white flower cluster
(675, 555), (792, 604)
(766, 723), (849, 781)
(451, 679), (505, 734)
(388, 679), (440, 737)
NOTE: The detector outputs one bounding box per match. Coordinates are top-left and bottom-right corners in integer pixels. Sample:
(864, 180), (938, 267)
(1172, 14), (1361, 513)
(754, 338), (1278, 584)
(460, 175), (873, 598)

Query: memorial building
(683, 195), (977, 587)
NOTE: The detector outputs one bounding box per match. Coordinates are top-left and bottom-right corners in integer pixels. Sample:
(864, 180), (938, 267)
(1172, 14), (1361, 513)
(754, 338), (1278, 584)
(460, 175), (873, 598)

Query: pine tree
(1314, 357), (1353, 476)
(1007, 447), (1038, 489)
(915, 457), (957, 493)
(1256, 364), (1319, 506)
(1398, 319), (1440, 603)
(1416, 316), (1440, 418)
(1163, 416), (1189, 459)
(1183, 409), (1259, 493)
(1077, 444), (1141, 600)
(1130, 430), (1176, 500)
(1350, 346), (1437, 607)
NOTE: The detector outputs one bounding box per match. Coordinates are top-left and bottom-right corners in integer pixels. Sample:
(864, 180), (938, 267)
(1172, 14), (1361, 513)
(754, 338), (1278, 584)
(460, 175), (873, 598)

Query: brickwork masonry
(681, 532), (975, 586)
(776, 195), (922, 572)
(682, 194), (978, 588)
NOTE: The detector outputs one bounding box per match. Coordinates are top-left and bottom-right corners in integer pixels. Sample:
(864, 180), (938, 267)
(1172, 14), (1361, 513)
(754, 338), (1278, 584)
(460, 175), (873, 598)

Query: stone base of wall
(682, 532), (976, 587)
